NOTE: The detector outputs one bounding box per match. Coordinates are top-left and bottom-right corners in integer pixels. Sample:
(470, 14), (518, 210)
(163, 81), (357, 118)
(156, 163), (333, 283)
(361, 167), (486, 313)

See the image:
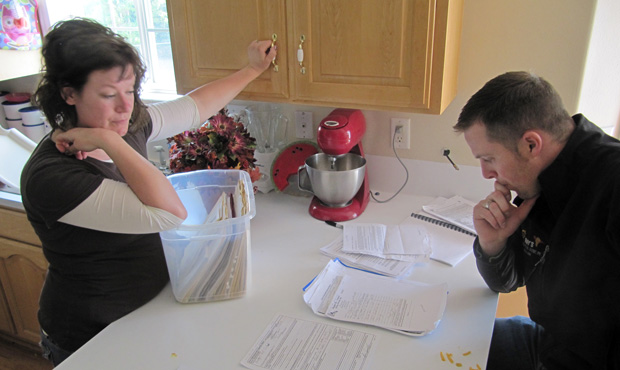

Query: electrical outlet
(295, 111), (314, 139)
(390, 118), (410, 149)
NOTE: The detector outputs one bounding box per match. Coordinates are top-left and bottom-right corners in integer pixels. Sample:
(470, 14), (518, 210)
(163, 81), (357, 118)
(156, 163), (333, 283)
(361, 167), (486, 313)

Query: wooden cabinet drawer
(0, 237), (48, 345)
(0, 207), (41, 247)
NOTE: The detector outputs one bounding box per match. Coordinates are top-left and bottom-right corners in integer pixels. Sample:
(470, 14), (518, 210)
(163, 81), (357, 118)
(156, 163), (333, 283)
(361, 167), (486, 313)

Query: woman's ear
(520, 130), (543, 157)
(61, 87), (77, 105)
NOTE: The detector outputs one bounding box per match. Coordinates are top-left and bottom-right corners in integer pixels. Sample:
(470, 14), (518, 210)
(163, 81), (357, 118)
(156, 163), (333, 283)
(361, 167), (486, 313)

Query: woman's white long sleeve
(59, 178), (184, 234)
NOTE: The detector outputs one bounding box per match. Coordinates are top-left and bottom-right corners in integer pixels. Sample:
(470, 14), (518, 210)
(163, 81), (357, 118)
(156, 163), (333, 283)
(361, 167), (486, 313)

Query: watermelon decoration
(271, 141), (319, 191)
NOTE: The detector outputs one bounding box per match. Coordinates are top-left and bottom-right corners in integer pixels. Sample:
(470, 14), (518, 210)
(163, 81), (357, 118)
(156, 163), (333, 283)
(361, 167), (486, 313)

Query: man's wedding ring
(483, 200), (492, 209)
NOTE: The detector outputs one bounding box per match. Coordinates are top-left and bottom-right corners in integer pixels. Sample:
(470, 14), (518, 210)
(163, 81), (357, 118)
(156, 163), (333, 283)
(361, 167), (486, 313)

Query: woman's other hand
(51, 128), (107, 160)
(55, 126), (187, 219)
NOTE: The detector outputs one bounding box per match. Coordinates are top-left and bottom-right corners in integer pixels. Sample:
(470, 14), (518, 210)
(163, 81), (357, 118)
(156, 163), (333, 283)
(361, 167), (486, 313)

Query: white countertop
(56, 190), (498, 370)
(0, 189), (23, 210)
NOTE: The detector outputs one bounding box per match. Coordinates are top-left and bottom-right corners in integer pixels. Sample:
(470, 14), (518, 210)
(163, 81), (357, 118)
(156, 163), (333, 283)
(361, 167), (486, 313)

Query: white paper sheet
(342, 223), (387, 256)
(303, 259), (448, 336)
(320, 236), (422, 277)
(386, 223), (431, 258)
(241, 314), (377, 370)
(422, 196), (476, 234)
(402, 214), (475, 266)
(341, 223), (431, 262)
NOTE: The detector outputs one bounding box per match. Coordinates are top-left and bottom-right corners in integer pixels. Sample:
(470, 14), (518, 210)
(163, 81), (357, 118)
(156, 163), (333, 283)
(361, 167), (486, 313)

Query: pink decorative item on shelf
(0, 0), (42, 50)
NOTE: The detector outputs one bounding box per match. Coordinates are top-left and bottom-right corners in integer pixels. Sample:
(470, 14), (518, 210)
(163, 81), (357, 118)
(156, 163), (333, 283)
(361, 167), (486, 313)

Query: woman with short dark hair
(22, 18), (276, 366)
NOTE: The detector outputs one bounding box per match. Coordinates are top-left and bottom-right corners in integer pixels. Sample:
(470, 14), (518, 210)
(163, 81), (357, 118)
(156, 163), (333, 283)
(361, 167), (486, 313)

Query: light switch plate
(295, 111), (314, 139)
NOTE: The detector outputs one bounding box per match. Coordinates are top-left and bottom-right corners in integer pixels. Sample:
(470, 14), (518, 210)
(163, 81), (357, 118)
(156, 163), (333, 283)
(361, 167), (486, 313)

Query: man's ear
(61, 87), (77, 105)
(520, 130), (543, 157)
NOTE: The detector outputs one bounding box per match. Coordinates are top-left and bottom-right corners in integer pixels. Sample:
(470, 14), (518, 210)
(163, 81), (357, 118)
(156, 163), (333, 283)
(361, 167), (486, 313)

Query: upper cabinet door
(167, 0), (289, 100)
(290, 0), (462, 113)
(167, 0), (463, 114)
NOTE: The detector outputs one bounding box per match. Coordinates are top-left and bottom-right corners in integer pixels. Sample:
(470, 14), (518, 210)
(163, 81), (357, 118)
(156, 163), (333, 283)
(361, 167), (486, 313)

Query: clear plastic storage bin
(160, 169), (255, 303)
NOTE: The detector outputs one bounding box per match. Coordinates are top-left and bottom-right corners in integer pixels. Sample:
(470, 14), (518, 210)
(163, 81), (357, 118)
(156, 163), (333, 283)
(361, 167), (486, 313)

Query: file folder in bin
(160, 169), (255, 303)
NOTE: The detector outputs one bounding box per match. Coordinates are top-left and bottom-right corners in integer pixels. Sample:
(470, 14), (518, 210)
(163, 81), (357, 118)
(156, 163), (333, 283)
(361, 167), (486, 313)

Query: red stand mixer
(298, 108), (370, 221)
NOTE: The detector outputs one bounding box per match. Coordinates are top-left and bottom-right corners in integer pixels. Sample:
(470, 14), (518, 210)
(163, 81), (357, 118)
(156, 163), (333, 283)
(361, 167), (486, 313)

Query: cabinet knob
(271, 33), (279, 72)
(298, 35), (306, 75)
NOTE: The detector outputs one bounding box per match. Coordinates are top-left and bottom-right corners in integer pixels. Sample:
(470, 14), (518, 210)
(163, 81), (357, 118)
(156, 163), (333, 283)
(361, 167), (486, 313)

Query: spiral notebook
(405, 212), (476, 266)
(410, 212), (476, 237)
(421, 196), (477, 234)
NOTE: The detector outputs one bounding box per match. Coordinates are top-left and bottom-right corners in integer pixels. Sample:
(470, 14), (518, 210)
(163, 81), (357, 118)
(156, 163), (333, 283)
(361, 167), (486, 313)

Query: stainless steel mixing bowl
(301, 153), (366, 207)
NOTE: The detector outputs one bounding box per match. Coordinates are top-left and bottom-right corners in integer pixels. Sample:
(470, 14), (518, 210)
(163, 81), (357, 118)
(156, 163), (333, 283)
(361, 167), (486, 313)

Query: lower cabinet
(0, 283), (15, 334)
(0, 207), (47, 347)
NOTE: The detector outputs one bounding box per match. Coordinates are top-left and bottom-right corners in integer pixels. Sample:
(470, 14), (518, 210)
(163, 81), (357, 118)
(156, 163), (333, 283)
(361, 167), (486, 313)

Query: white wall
(577, 0), (620, 137)
(0, 50), (41, 81)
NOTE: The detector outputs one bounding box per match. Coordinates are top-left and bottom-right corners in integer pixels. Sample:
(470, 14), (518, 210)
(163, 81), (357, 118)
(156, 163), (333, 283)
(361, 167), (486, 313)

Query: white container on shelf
(19, 106), (46, 142)
(2, 100), (31, 120)
(21, 122), (45, 142)
(2, 100), (31, 134)
(0, 92), (8, 129)
(5, 117), (23, 131)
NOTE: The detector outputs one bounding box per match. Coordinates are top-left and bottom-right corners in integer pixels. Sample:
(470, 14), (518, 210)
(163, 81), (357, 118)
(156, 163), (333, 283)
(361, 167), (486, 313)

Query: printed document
(303, 259), (448, 336)
(403, 214), (475, 266)
(341, 223), (431, 261)
(320, 236), (422, 277)
(241, 314), (377, 370)
(422, 196), (476, 234)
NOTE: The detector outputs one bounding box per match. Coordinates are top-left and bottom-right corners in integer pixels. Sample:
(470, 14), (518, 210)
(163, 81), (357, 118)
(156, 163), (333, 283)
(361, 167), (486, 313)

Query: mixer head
(317, 109), (366, 156)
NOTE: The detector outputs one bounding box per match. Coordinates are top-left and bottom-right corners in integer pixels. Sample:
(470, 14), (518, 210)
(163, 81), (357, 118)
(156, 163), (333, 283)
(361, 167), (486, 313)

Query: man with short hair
(454, 71), (620, 370)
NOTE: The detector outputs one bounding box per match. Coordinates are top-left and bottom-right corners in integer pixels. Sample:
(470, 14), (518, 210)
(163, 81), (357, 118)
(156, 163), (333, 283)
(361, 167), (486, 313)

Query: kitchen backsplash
(3, 74), (473, 173)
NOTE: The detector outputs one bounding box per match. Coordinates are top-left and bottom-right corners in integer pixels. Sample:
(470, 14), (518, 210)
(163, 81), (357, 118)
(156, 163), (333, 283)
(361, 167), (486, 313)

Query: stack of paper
(342, 223), (431, 261)
(167, 179), (251, 302)
(320, 221), (432, 277)
(320, 236), (420, 277)
(321, 208), (477, 275)
(303, 259), (448, 336)
(422, 195), (476, 234)
(404, 213), (476, 266)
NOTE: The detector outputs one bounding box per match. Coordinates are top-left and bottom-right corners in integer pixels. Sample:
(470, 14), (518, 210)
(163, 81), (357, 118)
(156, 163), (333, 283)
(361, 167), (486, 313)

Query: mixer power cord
(370, 127), (409, 203)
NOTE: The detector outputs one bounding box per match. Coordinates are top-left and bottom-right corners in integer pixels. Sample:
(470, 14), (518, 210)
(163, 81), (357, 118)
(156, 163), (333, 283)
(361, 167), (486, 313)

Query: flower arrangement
(167, 109), (261, 182)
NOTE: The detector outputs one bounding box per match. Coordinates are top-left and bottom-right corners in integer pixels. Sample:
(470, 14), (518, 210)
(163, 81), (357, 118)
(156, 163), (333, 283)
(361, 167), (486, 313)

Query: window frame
(37, 0), (177, 95)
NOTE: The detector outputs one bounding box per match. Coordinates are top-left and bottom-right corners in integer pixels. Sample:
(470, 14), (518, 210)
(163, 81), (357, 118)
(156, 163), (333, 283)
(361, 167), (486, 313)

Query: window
(40, 0), (176, 94)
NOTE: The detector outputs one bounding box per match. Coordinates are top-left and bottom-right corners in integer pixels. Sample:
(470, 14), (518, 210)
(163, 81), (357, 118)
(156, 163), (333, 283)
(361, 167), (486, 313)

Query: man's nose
(481, 164), (496, 179)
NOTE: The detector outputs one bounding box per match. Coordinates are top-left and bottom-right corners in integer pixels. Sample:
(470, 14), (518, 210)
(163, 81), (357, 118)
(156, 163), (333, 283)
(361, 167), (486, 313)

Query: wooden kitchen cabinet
(167, 0), (290, 101)
(0, 285), (14, 335)
(0, 207), (47, 348)
(167, 0), (463, 114)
